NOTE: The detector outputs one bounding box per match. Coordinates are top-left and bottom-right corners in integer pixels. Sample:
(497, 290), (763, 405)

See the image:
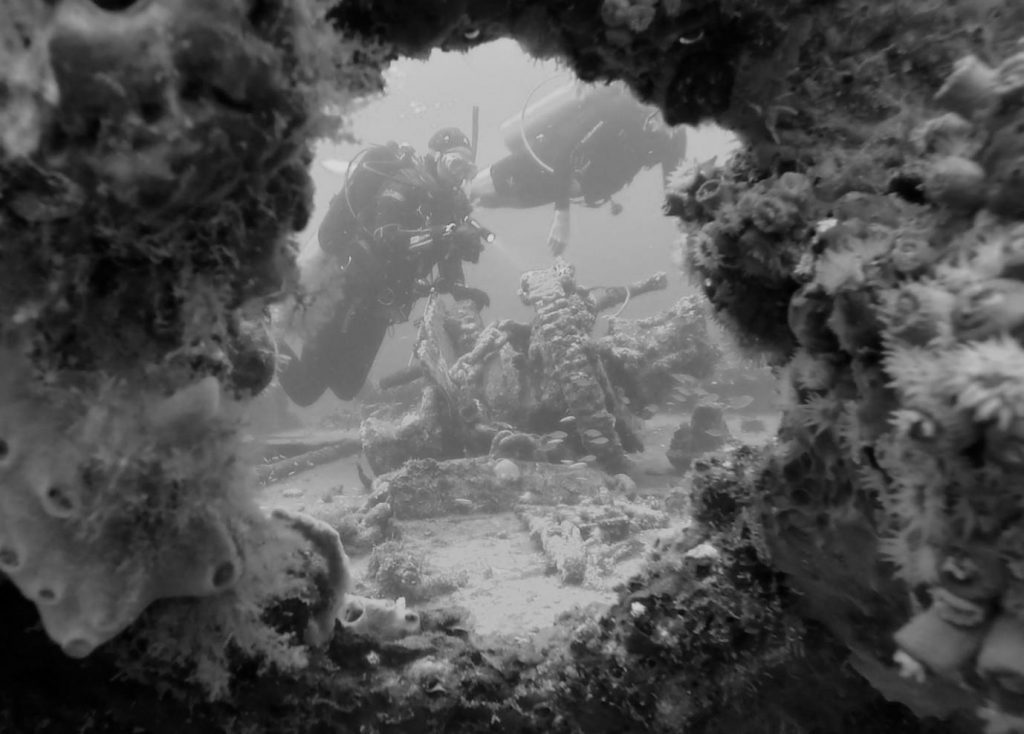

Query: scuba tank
(498, 81), (636, 164)
(317, 142), (417, 257)
(499, 82), (582, 156)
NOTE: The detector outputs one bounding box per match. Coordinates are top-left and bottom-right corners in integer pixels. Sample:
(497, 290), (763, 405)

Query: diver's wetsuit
(278, 155), (487, 407)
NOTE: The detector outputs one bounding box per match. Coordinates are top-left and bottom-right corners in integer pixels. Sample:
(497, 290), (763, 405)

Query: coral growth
(873, 49), (1024, 718)
(670, 161), (820, 361)
(515, 259), (638, 471)
(7, 0), (1024, 729)
(0, 0), (346, 374)
(670, 43), (1024, 728)
(0, 0), (377, 667)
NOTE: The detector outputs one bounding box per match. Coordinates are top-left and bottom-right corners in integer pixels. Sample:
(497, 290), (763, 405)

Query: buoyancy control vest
(317, 141), (418, 259)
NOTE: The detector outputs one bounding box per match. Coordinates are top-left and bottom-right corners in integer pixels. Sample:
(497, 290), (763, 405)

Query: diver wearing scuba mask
(276, 127), (493, 407)
(437, 147), (478, 187)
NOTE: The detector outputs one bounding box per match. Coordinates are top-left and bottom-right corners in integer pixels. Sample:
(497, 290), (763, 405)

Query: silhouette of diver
(469, 80), (687, 256)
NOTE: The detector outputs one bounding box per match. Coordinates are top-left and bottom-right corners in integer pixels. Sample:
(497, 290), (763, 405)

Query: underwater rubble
(4, 0), (1024, 732)
(517, 499), (668, 585)
(0, 448), (974, 734)
(366, 456), (618, 519)
(359, 453), (666, 589)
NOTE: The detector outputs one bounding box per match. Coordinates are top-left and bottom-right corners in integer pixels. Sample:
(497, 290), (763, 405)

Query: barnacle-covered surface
(516, 259), (640, 471)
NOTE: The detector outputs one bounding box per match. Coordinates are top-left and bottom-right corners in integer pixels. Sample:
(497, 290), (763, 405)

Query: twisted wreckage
(3, 0), (1024, 732)
(361, 259), (720, 475)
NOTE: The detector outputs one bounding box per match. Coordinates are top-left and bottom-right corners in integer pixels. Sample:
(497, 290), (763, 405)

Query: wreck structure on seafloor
(361, 259), (722, 474)
(3, 0), (1024, 732)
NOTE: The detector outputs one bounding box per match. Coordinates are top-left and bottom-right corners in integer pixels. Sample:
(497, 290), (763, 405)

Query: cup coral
(666, 37), (1024, 728)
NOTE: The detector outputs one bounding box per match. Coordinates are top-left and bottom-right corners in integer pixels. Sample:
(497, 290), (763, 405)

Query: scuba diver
(277, 127), (493, 407)
(469, 80), (687, 256)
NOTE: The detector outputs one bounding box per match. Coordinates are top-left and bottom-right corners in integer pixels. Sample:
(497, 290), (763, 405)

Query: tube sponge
(0, 352), (259, 657)
(339, 595), (421, 641)
(893, 604), (988, 678)
(269, 507), (350, 648)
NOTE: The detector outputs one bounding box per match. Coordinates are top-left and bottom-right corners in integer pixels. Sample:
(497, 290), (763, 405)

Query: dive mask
(439, 148), (477, 183)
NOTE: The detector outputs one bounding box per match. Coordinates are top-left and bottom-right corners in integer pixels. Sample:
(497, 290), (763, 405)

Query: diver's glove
(449, 222), (487, 263)
(547, 208), (570, 256)
(452, 221), (483, 243)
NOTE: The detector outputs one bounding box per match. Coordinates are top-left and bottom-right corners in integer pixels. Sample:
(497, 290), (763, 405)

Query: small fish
(545, 437), (565, 446)
(580, 455), (597, 463)
(703, 429), (726, 438)
(453, 498), (475, 511)
(559, 416), (577, 426)
(583, 429), (603, 438)
(589, 437), (610, 446)
(568, 462), (588, 470)
(547, 430), (568, 440)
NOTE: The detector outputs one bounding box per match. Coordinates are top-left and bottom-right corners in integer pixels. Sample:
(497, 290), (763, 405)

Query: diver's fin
(277, 340), (330, 407)
(327, 307), (390, 401)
